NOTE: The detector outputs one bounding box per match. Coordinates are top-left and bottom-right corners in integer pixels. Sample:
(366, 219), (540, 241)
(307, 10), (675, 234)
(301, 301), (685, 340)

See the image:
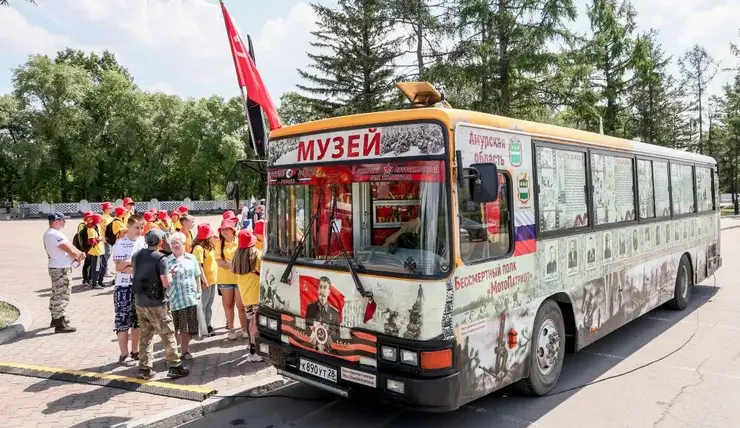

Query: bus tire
(516, 299), (565, 396)
(667, 254), (692, 310)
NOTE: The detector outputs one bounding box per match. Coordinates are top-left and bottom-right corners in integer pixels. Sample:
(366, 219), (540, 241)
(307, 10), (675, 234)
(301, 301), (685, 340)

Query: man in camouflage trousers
(132, 229), (189, 380)
(43, 212), (86, 333)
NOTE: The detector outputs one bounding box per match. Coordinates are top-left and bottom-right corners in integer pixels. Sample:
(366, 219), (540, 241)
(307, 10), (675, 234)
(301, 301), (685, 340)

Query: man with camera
(132, 229), (189, 380)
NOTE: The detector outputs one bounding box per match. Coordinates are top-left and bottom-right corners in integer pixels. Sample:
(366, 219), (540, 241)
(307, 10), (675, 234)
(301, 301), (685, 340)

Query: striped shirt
(165, 253), (201, 311)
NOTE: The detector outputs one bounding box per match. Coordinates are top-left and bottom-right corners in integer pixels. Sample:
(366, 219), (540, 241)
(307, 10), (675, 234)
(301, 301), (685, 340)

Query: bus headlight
(380, 346), (397, 361)
(400, 349), (418, 366)
(386, 379), (405, 395)
(267, 318), (279, 331)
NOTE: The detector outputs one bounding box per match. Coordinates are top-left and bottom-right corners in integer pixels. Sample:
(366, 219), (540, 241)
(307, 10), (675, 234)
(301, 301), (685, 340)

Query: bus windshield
(266, 160), (451, 277)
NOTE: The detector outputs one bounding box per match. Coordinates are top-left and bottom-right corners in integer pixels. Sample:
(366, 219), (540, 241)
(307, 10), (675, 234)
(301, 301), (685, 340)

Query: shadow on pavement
(182, 283), (719, 428)
(68, 416), (130, 428)
(41, 386), (131, 415)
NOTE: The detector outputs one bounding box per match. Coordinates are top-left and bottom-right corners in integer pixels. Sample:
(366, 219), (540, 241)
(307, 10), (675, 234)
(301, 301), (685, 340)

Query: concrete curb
(0, 297), (33, 345)
(111, 374), (294, 428)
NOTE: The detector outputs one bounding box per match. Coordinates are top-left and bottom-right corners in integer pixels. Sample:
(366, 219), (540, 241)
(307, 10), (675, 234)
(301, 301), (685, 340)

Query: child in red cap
(192, 223), (218, 336)
(87, 214), (106, 289)
(215, 219), (246, 340)
(156, 210), (172, 234)
(101, 202), (115, 280)
(142, 211), (156, 234)
(232, 229), (262, 362)
(253, 219), (265, 252)
(75, 212), (94, 285)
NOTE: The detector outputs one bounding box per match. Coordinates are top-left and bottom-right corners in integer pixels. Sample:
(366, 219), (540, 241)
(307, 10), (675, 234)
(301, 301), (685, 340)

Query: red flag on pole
(220, 0), (283, 130)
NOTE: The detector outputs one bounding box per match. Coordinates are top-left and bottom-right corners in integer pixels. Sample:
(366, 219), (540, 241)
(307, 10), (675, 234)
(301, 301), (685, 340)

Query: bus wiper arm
(281, 186), (324, 284)
(328, 194), (371, 298)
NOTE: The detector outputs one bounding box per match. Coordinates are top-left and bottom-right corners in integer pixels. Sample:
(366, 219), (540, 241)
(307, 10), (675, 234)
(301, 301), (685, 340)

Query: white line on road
(583, 351), (740, 381)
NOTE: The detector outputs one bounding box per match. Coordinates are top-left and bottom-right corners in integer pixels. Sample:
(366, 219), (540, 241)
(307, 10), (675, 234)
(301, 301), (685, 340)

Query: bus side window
(459, 173), (512, 263)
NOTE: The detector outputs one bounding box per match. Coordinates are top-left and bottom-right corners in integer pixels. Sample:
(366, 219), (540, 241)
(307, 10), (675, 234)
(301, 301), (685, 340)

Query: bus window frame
(532, 140), (593, 240)
(668, 160), (697, 220)
(634, 154), (671, 224)
(262, 117), (454, 282)
(694, 164), (717, 213)
(457, 170), (515, 266)
(589, 147), (639, 232)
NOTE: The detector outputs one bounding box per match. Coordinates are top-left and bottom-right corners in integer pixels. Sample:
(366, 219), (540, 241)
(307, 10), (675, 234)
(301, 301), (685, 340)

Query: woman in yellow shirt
(192, 223), (219, 336)
(233, 229), (262, 362)
(215, 219), (246, 340)
(87, 214), (106, 289)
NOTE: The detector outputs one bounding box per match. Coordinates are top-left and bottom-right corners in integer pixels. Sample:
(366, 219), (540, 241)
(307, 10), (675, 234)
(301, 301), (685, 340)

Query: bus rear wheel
(667, 254), (692, 310)
(516, 299), (565, 396)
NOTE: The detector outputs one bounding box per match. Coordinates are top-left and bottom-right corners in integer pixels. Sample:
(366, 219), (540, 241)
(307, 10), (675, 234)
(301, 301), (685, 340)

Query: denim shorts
(217, 284), (237, 290)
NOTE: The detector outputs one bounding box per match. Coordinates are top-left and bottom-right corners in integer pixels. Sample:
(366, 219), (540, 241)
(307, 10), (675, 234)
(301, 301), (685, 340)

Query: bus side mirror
(466, 163), (499, 203)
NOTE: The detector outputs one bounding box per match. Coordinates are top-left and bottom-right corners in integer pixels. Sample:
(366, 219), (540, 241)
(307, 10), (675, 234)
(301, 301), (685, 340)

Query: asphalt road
(182, 223), (740, 428)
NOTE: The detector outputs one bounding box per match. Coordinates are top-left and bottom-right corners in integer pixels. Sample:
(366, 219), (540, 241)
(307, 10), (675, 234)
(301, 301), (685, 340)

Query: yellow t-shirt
(192, 244), (218, 285)
(87, 227), (105, 256)
(173, 219), (183, 231)
(236, 250), (262, 306)
(214, 240), (238, 285)
(111, 217), (126, 238)
(101, 213), (113, 243)
(184, 229), (194, 253)
(77, 222), (86, 234)
(155, 219), (172, 233)
(123, 211), (131, 226)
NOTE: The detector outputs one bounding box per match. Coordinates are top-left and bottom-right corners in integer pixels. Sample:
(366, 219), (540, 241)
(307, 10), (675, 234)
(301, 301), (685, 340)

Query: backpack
(105, 218), (123, 245)
(73, 227), (92, 253)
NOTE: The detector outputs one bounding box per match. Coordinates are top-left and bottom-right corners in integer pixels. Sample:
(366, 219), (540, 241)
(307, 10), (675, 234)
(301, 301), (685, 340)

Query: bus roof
(269, 107), (716, 166)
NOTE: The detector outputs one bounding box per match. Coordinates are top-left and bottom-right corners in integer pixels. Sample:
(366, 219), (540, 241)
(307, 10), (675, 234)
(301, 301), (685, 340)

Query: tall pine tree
(584, 0), (638, 136)
(431, 0), (577, 119)
(296, 0), (400, 117)
(679, 45), (719, 154)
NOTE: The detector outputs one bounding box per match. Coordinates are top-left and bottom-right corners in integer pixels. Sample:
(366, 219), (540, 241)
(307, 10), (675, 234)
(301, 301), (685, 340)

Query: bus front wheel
(516, 299), (565, 396)
(667, 254), (693, 310)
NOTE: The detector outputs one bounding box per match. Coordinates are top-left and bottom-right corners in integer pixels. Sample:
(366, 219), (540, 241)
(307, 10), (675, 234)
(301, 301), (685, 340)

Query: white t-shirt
(44, 228), (74, 269)
(112, 236), (138, 287)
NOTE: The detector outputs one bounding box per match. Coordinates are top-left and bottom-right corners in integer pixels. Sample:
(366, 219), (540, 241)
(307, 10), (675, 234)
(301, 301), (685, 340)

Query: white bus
(254, 83), (721, 411)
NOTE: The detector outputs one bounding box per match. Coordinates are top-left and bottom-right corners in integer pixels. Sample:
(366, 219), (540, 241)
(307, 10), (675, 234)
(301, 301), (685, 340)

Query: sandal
(130, 352), (140, 361)
(118, 355), (135, 367)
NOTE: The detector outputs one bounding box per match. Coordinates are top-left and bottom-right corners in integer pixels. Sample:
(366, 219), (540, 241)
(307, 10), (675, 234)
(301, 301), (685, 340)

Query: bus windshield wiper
(327, 190), (371, 299)
(280, 186), (324, 284)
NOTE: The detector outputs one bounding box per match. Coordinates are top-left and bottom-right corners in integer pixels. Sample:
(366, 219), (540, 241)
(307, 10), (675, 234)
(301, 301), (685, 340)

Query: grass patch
(0, 301), (20, 330)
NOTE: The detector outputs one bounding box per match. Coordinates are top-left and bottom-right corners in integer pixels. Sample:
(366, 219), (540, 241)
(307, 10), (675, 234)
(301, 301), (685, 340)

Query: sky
(0, 0), (739, 107)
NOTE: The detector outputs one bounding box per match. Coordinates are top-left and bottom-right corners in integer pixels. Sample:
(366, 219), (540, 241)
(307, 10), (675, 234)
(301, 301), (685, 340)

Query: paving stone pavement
(0, 215), (274, 428)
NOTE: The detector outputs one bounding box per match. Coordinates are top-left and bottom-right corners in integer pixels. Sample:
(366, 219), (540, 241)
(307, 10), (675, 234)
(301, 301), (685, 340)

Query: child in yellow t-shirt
(87, 214), (106, 289)
(192, 223), (219, 336)
(232, 229), (262, 362)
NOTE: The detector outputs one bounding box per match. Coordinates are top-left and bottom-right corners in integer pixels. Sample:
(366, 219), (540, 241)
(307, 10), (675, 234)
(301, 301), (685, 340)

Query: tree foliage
(0, 50), (261, 204)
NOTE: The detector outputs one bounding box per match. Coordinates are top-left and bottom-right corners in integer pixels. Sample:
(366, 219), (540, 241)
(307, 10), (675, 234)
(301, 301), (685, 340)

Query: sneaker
(130, 352), (140, 361)
(118, 355), (136, 367)
(138, 368), (155, 380)
(92, 283), (104, 290)
(167, 365), (190, 379)
(241, 330), (249, 339)
(227, 329), (239, 341)
(245, 353), (263, 363)
(207, 326), (215, 336)
(181, 352), (193, 360)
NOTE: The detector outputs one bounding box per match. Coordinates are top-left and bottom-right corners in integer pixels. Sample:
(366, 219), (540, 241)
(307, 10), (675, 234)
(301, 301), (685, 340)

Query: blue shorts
(217, 284), (237, 290)
(113, 286), (139, 332)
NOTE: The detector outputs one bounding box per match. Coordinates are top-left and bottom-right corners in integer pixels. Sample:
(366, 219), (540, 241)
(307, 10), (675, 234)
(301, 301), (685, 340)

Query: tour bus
(254, 82), (721, 411)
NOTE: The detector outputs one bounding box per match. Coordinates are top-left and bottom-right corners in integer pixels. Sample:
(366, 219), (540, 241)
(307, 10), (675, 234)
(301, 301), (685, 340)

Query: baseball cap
(144, 229), (166, 247)
(123, 197), (135, 206)
(115, 206), (126, 217)
(47, 212), (68, 221)
(101, 202), (113, 211)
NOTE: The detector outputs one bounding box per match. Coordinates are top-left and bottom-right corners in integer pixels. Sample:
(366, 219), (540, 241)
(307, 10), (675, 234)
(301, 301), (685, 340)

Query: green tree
(0, 0), (36, 6)
(430, 0), (577, 118)
(296, 0), (401, 117)
(583, 0), (638, 135)
(385, 0), (446, 80)
(278, 91), (324, 125)
(679, 45), (719, 154)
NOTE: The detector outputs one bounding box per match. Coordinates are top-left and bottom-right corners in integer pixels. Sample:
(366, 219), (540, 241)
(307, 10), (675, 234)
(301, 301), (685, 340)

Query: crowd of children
(71, 198), (267, 369)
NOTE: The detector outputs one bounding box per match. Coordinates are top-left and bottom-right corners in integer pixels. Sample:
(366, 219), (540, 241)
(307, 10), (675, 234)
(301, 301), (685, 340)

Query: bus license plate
(299, 358), (337, 383)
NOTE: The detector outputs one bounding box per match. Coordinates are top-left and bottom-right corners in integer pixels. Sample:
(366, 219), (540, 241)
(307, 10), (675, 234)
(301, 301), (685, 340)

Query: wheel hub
(536, 319), (560, 376)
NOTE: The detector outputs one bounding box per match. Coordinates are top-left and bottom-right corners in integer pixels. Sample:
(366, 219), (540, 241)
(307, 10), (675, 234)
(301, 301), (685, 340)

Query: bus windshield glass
(266, 160), (450, 277)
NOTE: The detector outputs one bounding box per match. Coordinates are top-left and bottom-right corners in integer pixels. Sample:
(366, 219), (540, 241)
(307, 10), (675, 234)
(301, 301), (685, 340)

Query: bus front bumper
(255, 337), (460, 412)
